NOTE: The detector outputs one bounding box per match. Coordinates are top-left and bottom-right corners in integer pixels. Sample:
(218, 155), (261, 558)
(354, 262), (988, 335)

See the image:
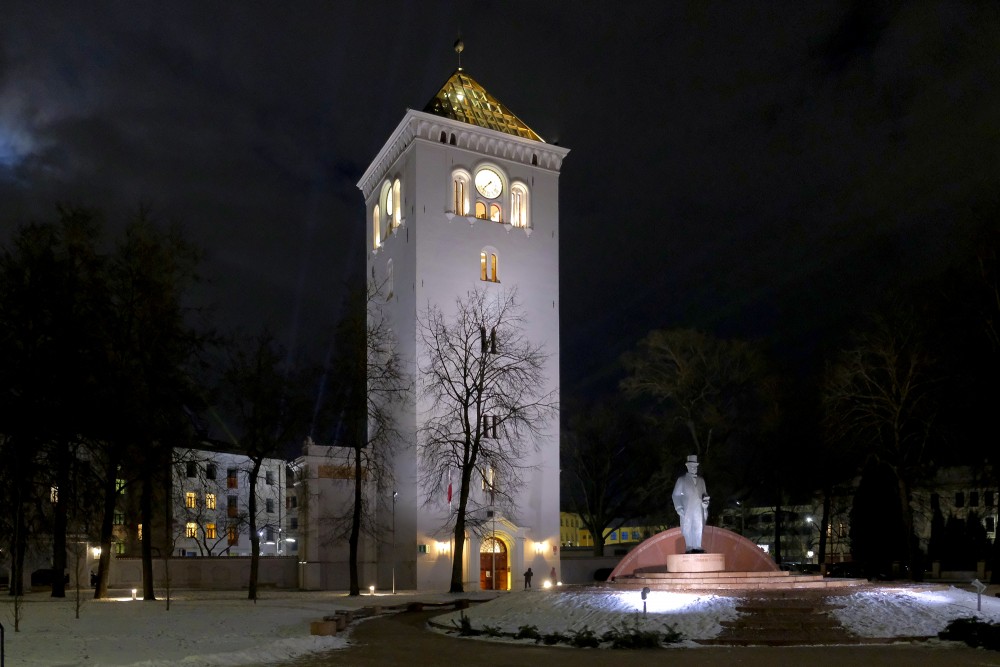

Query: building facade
(171, 448), (287, 558)
(356, 68), (568, 591)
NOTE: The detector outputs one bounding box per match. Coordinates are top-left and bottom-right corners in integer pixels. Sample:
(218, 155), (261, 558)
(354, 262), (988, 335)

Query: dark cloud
(1, 0), (997, 395)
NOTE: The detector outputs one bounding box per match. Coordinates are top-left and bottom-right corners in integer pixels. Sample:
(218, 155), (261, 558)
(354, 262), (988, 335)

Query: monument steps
(611, 572), (868, 592)
(697, 590), (870, 646)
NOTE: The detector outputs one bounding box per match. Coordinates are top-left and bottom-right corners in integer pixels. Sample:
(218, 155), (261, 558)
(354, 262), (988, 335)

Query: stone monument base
(666, 552), (726, 573)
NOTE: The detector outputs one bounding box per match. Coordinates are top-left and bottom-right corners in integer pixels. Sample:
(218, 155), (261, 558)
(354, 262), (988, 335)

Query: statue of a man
(672, 454), (710, 553)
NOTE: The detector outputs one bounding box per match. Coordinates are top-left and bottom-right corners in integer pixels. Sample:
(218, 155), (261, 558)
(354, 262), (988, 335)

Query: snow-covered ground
(2, 584), (999, 666)
(434, 588), (740, 642)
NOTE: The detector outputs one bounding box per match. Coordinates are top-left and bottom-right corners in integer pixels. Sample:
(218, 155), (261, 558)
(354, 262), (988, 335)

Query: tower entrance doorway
(479, 537), (508, 590)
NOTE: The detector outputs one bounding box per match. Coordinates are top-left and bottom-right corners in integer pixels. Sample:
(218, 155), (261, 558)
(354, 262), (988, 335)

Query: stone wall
(107, 556), (298, 589)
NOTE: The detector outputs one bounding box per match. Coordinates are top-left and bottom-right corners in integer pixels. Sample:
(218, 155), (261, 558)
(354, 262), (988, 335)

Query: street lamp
(392, 491), (398, 594)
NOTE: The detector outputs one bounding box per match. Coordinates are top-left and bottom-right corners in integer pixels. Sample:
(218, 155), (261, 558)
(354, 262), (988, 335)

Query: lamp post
(392, 491), (397, 594)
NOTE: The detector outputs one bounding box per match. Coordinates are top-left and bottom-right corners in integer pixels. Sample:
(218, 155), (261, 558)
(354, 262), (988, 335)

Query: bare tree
(561, 400), (667, 556)
(823, 312), (939, 577)
(219, 332), (310, 601)
(418, 288), (554, 593)
(621, 328), (770, 518)
(331, 281), (408, 596)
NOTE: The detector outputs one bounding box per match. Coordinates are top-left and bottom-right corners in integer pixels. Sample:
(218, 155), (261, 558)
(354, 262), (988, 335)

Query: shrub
(569, 625), (600, 648)
(451, 612), (482, 636)
(601, 614), (681, 648)
(515, 624), (541, 641)
(481, 624), (504, 637)
(939, 617), (1000, 651)
(542, 631), (567, 645)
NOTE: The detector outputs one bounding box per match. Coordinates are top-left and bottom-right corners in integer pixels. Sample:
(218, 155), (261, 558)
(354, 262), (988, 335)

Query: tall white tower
(357, 66), (568, 591)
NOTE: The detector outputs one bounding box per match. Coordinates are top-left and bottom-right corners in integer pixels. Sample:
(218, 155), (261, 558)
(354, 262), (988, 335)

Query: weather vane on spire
(454, 36), (464, 70)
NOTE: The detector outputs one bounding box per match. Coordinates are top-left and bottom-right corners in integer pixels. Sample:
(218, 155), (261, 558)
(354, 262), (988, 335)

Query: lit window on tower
(511, 184), (528, 227)
(480, 250), (499, 282)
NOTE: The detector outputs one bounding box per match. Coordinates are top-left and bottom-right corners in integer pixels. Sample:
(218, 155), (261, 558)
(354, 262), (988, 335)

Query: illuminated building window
(510, 183), (528, 227)
(392, 178), (401, 228)
(137, 524), (143, 541)
(205, 493), (216, 510)
(185, 492), (197, 508)
(227, 468), (238, 489)
(114, 541), (125, 555)
(227, 524), (239, 546)
(185, 522), (197, 538)
(51, 486), (58, 503)
(480, 248), (498, 282)
(116, 478), (126, 493)
(384, 182), (393, 230)
(227, 495), (238, 517)
(453, 172), (470, 215)
(205, 523), (217, 539)
(489, 203), (501, 222)
(372, 204), (381, 249)
(475, 201), (487, 220)
(114, 511), (124, 526)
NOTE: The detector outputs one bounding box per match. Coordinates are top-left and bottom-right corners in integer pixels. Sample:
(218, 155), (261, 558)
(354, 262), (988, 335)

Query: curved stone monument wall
(608, 526), (778, 580)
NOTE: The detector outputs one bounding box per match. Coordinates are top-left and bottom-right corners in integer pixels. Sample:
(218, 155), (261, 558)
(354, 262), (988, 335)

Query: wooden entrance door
(479, 537), (508, 590)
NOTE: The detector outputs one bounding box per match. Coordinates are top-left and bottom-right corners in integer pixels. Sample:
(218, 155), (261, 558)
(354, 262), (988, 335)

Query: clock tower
(357, 66), (568, 591)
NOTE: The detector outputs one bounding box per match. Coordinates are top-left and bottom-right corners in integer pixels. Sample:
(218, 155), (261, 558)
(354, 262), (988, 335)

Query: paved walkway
(278, 607), (999, 667)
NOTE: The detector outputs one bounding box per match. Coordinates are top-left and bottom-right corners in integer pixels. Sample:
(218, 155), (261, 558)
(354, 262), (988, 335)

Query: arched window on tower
(510, 183), (529, 228)
(452, 172), (470, 215)
(392, 178), (401, 228)
(480, 248), (499, 282)
(440, 131), (447, 143)
(475, 201), (487, 220)
(372, 204), (381, 249)
(489, 203), (501, 223)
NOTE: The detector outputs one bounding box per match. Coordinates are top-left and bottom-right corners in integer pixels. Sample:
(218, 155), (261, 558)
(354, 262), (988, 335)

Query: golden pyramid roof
(423, 69), (543, 143)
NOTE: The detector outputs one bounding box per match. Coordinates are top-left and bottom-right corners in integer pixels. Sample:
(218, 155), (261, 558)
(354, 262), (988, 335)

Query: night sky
(2, 1), (998, 399)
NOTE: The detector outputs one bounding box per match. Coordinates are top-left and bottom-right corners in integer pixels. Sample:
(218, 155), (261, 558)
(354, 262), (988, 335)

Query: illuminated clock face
(475, 168), (503, 199)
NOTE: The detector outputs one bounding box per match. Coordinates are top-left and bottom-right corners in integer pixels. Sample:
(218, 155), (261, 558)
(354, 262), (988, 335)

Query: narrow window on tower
(475, 201), (487, 220)
(452, 171), (470, 215)
(489, 203), (501, 222)
(490, 327), (497, 354)
(479, 249), (499, 282)
(480, 326), (488, 353)
(372, 204), (381, 249)
(454, 179), (464, 214)
(511, 183), (529, 228)
(391, 178), (401, 228)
